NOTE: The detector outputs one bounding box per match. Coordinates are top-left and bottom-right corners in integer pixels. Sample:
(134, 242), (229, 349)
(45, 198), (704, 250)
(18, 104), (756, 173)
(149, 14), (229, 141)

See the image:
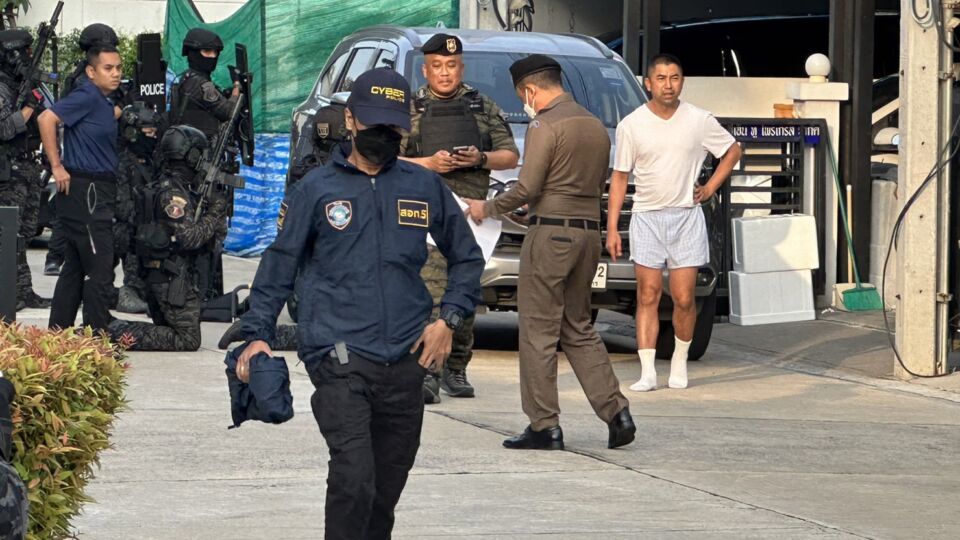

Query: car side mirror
(330, 92), (350, 105)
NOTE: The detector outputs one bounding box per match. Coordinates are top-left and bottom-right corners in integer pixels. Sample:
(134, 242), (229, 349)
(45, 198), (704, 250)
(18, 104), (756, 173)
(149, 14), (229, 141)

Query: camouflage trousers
(421, 246), (475, 371)
(113, 280), (202, 351)
(0, 460), (28, 540)
(0, 160), (42, 299)
(273, 324), (299, 351)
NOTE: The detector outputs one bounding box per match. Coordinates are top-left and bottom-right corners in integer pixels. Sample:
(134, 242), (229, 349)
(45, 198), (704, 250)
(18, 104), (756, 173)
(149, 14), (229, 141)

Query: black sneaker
(43, 261), (61, 276)
(422, 373), (441, 404)
(440, 367), (475, 398)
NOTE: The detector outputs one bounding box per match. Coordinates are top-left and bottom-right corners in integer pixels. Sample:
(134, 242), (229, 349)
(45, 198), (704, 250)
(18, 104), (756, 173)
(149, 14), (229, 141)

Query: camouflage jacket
(401, 84), (518, 200)
(0, 76), (27, 143)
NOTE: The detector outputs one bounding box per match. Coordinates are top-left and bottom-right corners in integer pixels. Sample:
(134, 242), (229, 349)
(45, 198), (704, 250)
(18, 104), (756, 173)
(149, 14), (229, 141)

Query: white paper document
(427, 194), (502, 262)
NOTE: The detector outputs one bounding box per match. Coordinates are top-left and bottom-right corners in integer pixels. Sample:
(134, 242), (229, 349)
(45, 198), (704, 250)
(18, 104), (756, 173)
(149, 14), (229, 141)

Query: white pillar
(786, 81), (849, 307)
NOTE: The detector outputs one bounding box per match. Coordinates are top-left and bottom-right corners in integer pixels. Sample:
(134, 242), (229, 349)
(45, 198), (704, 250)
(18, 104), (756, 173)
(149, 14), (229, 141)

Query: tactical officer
(0, 29), (51, 310)
(42, 45), (123, 332)
(400, 33), (519, 403)
(465, 55), (635, 450)
(170, 27), (240, 303)
(109, 126), (227, 351)
(46, 23), (121, 276)
(114, 102), (164, 314)
(235, 68), (483, 539)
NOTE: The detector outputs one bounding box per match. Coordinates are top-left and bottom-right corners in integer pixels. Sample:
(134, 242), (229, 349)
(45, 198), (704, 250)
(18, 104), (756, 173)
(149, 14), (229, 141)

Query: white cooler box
(730, 270), (816, 326)
(732, 214), (820, 273)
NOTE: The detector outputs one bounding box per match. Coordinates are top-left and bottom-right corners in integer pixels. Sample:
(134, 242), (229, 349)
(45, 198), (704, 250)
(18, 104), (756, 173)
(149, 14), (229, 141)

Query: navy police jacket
(241, 145), (484, 363)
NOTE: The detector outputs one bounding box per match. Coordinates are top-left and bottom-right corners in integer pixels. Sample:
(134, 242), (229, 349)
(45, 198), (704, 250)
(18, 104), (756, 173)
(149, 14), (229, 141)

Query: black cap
(421, 33), (463, 56)
(510, 54), (562, 87)
(346, 68), (411, 130)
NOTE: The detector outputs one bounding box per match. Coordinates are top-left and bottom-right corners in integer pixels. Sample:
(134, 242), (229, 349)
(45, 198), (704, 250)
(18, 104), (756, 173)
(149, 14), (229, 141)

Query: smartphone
(452, 146), (470, 155)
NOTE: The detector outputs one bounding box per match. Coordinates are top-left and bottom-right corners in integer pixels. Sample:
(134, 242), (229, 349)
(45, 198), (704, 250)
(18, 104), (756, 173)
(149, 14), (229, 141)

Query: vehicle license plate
(592, 263), (608, 290)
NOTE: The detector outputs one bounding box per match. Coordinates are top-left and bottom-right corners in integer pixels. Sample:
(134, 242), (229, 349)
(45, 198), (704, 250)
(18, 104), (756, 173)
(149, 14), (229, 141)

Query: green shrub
(0, 324), (129, 540)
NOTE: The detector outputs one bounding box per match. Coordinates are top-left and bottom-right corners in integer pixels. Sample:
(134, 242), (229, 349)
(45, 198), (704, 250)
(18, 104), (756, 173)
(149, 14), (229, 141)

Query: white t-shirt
(613, 101), (736, 212)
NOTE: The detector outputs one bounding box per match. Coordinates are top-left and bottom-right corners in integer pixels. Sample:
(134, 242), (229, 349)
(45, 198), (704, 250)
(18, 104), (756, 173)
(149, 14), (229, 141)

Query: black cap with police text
(421, 33), (463, 56)
(346, 68), (411, 131)
(510, 54), (562, 87)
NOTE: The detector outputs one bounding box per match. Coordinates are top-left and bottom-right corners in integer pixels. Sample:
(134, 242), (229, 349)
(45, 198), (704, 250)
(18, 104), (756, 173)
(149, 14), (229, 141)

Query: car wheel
(654, 288), (717, 361)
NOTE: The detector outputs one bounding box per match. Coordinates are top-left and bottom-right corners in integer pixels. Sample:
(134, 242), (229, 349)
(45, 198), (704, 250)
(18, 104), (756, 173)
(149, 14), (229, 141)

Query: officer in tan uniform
(464, 55), (634, 450)
(401, 33), (519, 403)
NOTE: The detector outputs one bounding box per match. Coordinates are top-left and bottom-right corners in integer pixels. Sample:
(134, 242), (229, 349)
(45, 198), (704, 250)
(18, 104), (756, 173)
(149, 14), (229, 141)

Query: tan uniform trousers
(518, 223), (629, 431)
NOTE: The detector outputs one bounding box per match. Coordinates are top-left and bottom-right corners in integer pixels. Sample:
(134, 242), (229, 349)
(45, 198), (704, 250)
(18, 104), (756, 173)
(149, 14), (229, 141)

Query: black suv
(288, 27), (721, 360)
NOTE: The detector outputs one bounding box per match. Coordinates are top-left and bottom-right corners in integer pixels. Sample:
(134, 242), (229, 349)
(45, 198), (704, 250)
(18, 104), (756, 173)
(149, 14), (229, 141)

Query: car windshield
(407, 51), (645, 128)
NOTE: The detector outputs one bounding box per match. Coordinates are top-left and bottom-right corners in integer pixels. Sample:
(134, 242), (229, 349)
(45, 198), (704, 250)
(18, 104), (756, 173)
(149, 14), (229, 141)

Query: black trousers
(306, 351), (426, 540)
(44, 198), (67, 266)
(48, 218), (115, 332)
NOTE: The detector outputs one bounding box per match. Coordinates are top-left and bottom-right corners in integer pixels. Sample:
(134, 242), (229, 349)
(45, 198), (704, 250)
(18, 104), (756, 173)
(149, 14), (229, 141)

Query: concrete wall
(18, 0), (245, 34)
(680, 77), (806, 118)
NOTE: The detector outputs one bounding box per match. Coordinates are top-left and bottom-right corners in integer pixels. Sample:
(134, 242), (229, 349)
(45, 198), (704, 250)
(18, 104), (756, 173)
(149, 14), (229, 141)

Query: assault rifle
(229, 43), (255, 166)
(15, 0), (63, 109)
(194, 95), (246, 220)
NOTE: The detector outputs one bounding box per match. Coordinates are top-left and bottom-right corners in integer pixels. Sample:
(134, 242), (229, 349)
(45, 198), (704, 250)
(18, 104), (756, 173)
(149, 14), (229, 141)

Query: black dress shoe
(43, 261), (61, 276)
(503, 425), (564, 450)
(608, 407), (636, 449)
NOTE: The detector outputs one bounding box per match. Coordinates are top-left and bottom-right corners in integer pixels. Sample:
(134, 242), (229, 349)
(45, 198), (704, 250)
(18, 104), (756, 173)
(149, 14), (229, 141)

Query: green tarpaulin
(164, 0), (459, 132)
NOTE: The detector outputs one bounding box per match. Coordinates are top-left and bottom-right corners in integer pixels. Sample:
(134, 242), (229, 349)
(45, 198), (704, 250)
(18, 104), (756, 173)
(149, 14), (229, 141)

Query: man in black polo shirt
(40, 46), (122, 332)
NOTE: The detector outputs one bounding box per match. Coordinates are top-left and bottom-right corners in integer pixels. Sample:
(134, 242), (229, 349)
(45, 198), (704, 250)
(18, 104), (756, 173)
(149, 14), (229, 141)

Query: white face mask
(523, 88), (537, 119)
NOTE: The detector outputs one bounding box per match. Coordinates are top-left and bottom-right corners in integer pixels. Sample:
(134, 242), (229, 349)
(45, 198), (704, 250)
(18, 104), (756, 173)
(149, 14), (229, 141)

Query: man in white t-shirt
(606, 54), (741, 391)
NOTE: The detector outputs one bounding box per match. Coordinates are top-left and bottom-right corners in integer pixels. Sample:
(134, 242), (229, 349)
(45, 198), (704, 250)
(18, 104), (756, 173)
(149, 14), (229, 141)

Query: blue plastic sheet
(224, 134), (289, 257)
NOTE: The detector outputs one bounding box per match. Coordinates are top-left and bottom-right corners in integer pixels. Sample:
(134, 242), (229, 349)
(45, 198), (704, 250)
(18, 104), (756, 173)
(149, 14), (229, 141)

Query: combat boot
(440, 367), (475, 398)
(116, 286), (148, 314)
(218, 320), (245, 349)
(422, 373), (441, 404)
(16, 291), (51, 311)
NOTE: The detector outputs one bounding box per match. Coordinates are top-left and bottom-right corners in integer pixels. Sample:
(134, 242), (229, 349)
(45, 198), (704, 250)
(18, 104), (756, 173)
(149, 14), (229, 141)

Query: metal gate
(707, 118), (830, 307)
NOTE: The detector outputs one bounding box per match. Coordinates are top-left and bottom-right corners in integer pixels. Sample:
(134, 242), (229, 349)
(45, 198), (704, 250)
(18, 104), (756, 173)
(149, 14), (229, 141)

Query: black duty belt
(529, 216), (600, 231)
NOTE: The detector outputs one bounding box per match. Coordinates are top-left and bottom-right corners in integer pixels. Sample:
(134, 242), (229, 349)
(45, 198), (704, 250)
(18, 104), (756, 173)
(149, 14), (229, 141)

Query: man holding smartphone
(400, 33), (519, 403)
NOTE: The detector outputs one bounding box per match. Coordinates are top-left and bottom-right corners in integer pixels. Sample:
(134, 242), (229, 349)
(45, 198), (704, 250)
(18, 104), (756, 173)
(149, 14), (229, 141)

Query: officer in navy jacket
(235, 68), (483, 540)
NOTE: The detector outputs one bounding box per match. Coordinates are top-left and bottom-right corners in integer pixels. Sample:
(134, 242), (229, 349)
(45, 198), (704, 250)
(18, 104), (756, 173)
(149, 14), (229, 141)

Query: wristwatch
(439, 307), (464, 332)
(478, 151), (488, 168)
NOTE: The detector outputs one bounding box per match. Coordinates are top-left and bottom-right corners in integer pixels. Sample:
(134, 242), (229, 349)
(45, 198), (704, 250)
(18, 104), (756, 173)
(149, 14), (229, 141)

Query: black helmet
(181, 28), (224, 56)
(0, 29), (32, 52)
(0, 29), (32, 73)
(161, 125), (208, 168)
(120, 102), (161, 143)
(78, 24), (119, 52)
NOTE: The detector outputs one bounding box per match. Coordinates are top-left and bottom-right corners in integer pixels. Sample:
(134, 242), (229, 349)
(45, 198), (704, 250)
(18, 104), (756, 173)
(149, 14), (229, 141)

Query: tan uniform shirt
(484, 93), (610, 221)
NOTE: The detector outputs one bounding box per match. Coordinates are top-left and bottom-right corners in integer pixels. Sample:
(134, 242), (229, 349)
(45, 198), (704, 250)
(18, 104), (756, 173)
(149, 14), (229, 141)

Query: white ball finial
(805, 53), (831, 83)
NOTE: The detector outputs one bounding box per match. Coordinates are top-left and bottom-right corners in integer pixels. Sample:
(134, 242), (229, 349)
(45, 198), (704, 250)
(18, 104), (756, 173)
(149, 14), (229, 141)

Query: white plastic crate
(732, 214), (820, 273)
(729, 270), (816, 326)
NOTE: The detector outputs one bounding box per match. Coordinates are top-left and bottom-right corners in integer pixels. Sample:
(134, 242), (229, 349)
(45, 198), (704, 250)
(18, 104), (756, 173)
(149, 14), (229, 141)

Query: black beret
(421, 33), (462, 56)
(510, 54), (562, 87)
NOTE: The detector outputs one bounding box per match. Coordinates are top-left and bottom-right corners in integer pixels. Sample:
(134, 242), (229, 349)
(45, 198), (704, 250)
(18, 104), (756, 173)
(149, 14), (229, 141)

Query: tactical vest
(413, 92), (491, 157)
(170, 71), (220, 138)
(0, 74), (38, 157)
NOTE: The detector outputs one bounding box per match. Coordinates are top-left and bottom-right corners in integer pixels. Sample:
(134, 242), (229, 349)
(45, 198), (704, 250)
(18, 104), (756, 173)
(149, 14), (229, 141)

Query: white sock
(629, 349), (657, 391)
(669, 337), (691, 389)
